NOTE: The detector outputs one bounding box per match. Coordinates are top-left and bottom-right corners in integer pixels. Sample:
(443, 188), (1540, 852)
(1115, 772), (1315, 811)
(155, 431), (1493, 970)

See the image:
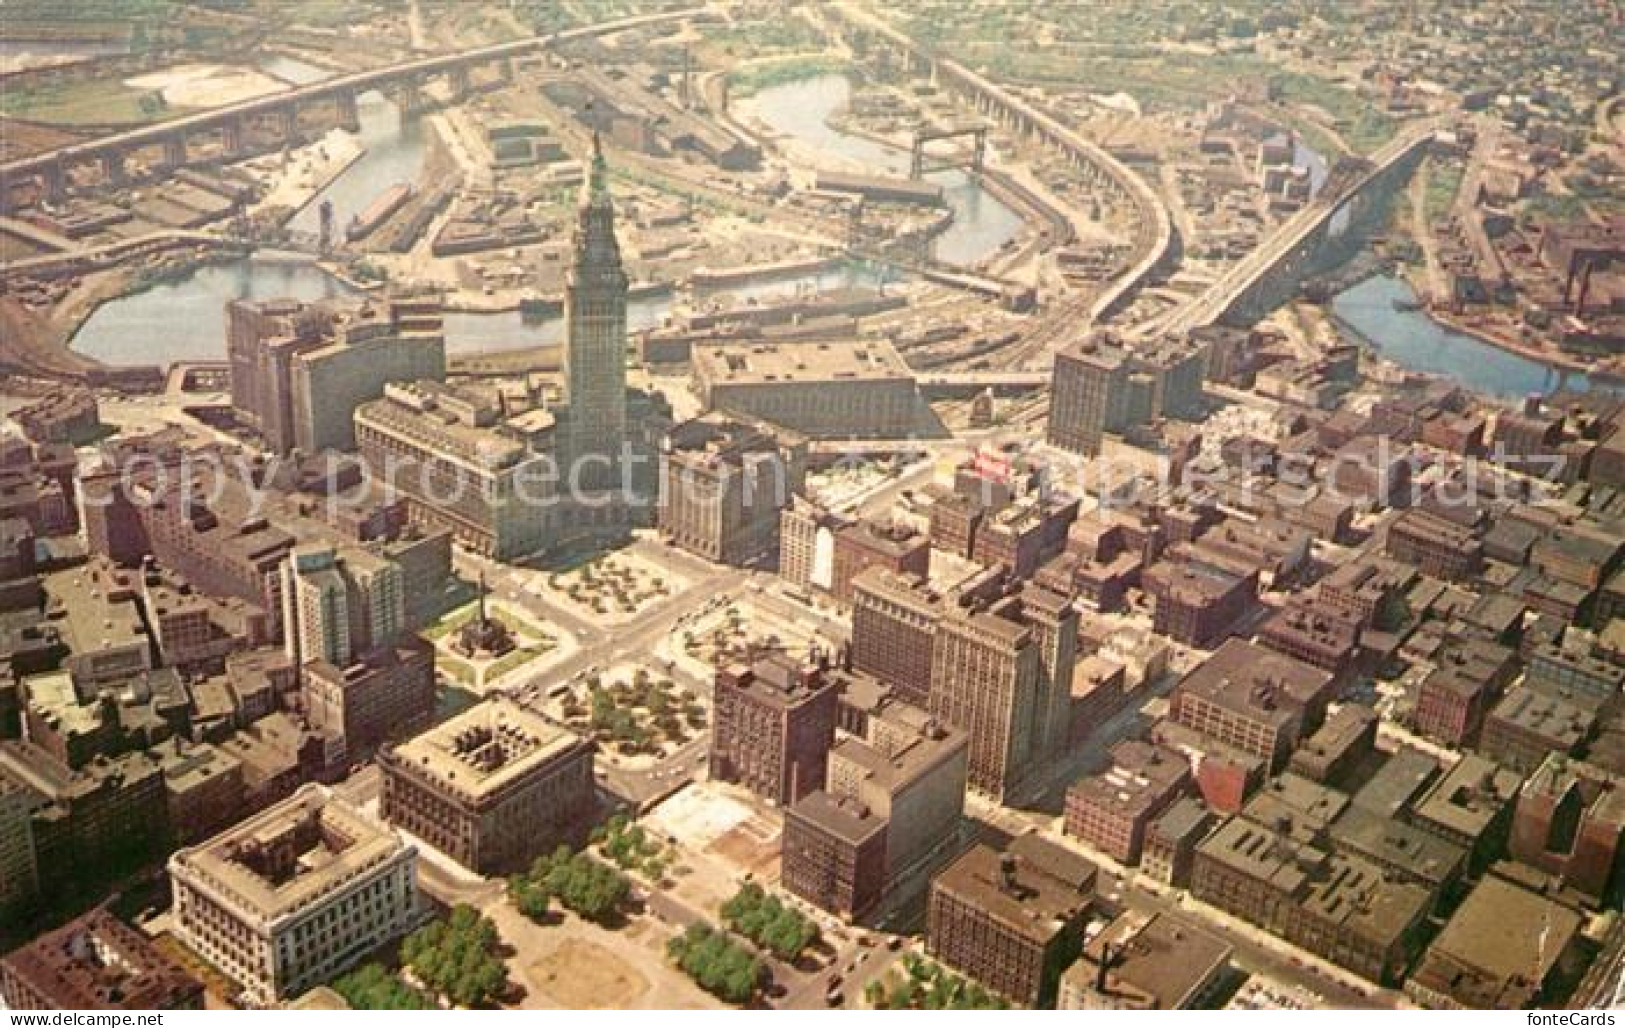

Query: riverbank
(1329, 273), (1601, 397)
(1417, 294), (1591, 375)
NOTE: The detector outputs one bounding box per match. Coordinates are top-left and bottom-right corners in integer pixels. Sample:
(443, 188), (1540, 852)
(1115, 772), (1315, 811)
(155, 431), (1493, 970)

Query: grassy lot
(1424, 160), (1465, 221)
(437, 653), (477, 688)
(484, 642), (556, 683)
(0, 78), (168, 127)
(727, 57), (849, 98)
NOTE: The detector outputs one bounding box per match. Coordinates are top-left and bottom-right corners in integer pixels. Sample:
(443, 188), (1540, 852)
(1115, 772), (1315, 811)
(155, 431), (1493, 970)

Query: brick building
(781, 792), (888, 922)
(1169, 639), (1334, 772)
(1064, 740), (1190, 865)
(1509, 754), (1625, 906)
(1056, 911), (1231, 1010)
(927, 833), (1096, 1007)
(0, 909), (203, 1010)
(830, 522), (929, 604)
(658, 412), (807, 566)
(1142, 559), (1256, 648)
(850, 569), (941, 708)
(709, 653), (838, 805)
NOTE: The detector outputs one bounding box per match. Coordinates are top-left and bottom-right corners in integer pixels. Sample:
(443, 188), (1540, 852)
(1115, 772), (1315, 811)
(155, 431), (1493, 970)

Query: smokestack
(999, 853), (1019, 894)
(1096, 942), (1113, 994)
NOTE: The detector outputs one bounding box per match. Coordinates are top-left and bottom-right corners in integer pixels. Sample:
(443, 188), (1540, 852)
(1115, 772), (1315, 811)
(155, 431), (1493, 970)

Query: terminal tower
(563, 132), (630, 491)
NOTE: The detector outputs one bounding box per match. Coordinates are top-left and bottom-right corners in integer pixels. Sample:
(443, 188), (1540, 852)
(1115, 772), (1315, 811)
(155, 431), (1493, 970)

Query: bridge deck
(0, 8), (697, 178)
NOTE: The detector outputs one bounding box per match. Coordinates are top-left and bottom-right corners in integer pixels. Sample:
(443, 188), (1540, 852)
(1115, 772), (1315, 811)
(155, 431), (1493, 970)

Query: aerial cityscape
(0, 0), (1622, 1014)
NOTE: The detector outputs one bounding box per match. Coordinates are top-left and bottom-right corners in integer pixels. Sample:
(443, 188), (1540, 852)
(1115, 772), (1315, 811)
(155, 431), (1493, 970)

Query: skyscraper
(564, 133), (630, 492)
(1047, 335), (1130, 457)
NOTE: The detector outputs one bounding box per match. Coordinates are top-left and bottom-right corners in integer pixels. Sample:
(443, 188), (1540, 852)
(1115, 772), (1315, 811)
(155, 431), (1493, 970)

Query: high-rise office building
(1047, 337), (1130, 457)
(281, 545), (352, 669)
(929, 605), (1041, 802)
(227, 297), (445, 456)
(564, 134), (630, 492)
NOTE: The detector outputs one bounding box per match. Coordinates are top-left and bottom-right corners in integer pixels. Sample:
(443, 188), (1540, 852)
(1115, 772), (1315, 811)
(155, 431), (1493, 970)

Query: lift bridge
(909, 123), (988, 180)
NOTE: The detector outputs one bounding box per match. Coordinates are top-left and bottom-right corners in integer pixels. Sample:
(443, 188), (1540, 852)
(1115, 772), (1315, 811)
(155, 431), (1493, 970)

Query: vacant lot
(527, 938), (647, 1009)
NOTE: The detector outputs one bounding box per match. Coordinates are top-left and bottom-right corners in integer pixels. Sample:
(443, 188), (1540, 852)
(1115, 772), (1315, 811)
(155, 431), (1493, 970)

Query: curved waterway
(1332, 274), (1607, 398)
(741, 74), (1024, 267)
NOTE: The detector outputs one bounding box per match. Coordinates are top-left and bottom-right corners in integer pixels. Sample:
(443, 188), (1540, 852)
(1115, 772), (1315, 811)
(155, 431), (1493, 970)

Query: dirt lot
(0, 117), (83, 162)
(527, 938), (649, 1009)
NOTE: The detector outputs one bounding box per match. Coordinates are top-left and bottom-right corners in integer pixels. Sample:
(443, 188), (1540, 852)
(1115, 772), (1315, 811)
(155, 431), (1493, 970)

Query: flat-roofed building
(1170, 639), (1333, 772)
(1142, 559), (1256, 649)
(1349, 746), (1441, 822)
(1142, 797), (1213, 887)
(658, 412), (807, 566)
(710, 653), (838, 805)
(1057, 911), (1232, 1010)
(42, 561), (150, 690)
(169, 784), (421, 1006)
(1257, 603), (1362, 681)
(0, 909), (203, 1010)
(927, 833), (1097, 1007)
(1406, 876), (1585, 1009)
(0, 773), (40, 919)
(155, 739), (247, 845)
(781, 791), (888, 922)
(826, 699), (967, 882)
(290, 298), (447, 454)
(850, 569), (941, 708)
(691, 340), (919, 439)
(1289, 703), (1377, 785)
(1064, 740), (1190, 865)
(379, 698), (594, 874)
(929, 604), (1041, 802)
(1047, 336), (1130, 457)
(304, 635), (437, 756)
(1191, 815), (1432, 985)
(1328, 804), (1466, 908)
(355, 381), (554, 560)
(1318, 556), (1416, 629)
(1527, 643), (1625, 706)
(1385, 509), (1484, 581)
(226, 297), (337, 456)
(1413, 637), (1520, 748)
(1409, 754), (1522, 875)
(779, 498), (841, 594)
(1482, 686), (1595, 774)
(0, 743), (170, 897)
(1510, 754), (1625, 905)
(831, 522), (929, 604)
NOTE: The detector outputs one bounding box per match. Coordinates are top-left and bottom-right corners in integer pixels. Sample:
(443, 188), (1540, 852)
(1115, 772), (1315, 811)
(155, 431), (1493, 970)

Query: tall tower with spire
(563, 132), (629, 491)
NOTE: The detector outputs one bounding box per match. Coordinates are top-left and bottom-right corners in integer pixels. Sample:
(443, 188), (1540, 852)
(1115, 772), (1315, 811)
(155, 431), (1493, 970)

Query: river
(1331, 274), (1606, 398)
(739, 74), (1024, 268)
(69, 64), (910, 365)
(76, 63), (1588, 398)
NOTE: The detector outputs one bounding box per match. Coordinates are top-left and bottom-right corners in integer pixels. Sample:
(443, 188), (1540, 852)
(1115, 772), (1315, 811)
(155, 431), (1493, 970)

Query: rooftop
(0, 909), (201, 1010)
(1410, 876), (1582, 1008)
(171, 783), (408, 921)
(1488, 686), (1594, 747)
(1064, 911), (1232, 1010)
(1176, 638), (1332, 723)
(385, 697), (588, 803)
(787, 790), (887, 846)
(932, 833), (1097, 944)
(1069, 740), (1189, 821)
(1350, 747), (1441, 821)
(692, 340), (912, 386)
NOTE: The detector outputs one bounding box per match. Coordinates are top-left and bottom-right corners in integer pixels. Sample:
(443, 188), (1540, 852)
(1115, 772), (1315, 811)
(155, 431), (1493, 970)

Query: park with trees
(398, 905), (511, 1009)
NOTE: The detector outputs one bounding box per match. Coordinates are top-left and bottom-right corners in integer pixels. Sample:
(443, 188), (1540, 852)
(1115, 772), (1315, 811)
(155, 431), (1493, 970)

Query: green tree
(401, 905), (509, 1009)
(332, 964), (433, 1010)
